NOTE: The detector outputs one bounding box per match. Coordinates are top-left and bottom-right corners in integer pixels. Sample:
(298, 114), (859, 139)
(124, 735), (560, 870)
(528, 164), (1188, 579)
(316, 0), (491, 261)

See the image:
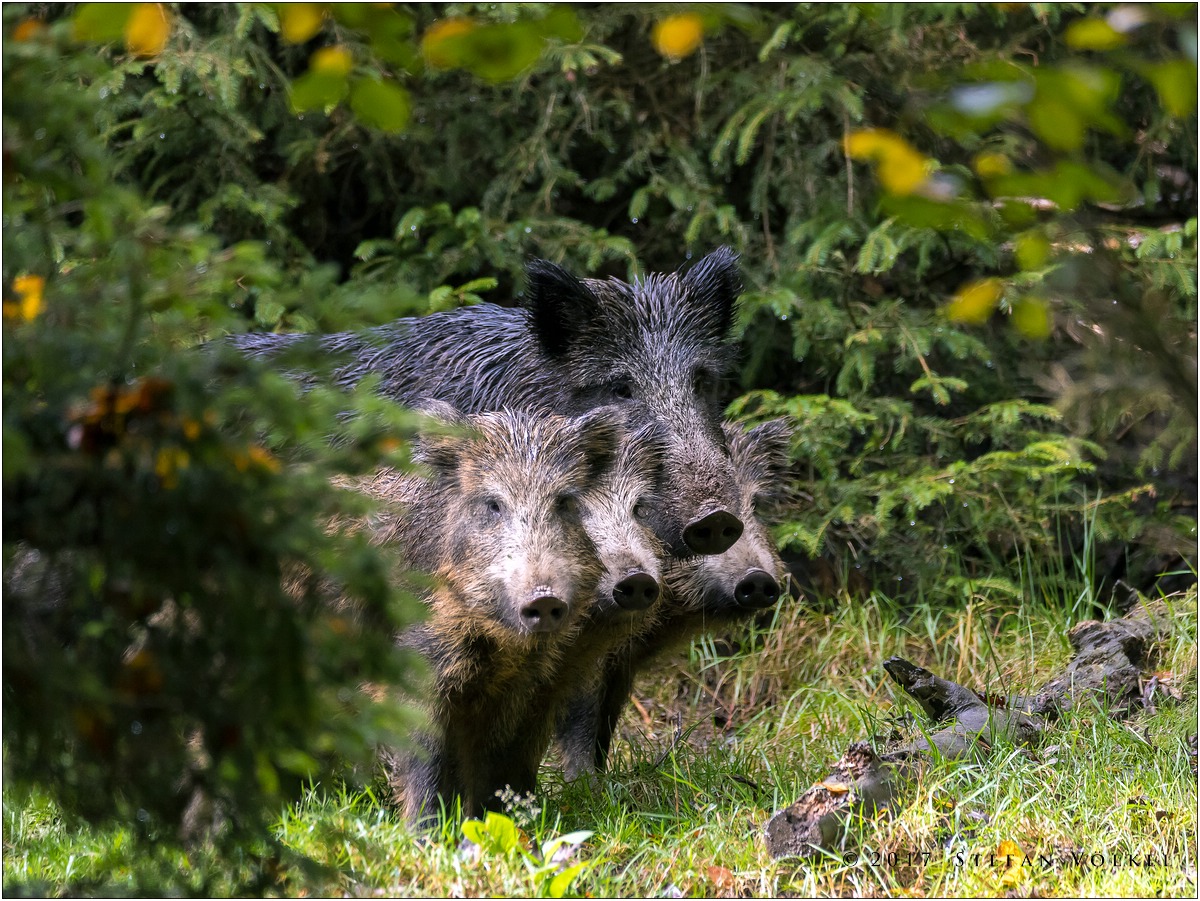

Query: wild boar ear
(411, 434), (461, 481)
(682, 246), (741, 339)
(523, 259), (603, 359)
(410, 404), (470, 480)
(745, 418), (793, 477)
(571, 405), (625, 482)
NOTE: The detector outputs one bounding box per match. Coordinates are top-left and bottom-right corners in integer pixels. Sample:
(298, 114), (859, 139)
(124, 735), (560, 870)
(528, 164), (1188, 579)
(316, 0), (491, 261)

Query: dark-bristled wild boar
(228, 249), (747, 558)
(371, 413), (668, 795)
(555, 418), (793, 777)
(521, 421), (668, 783)
(380, 406), (622, 825)
(580, 421), (666, 617)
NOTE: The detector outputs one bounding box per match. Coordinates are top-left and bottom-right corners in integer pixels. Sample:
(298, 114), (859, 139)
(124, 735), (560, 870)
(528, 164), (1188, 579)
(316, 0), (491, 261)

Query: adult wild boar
(379, 406), (621, 824)
(556, 418), (793, 776)
(229, 249), (747, 557)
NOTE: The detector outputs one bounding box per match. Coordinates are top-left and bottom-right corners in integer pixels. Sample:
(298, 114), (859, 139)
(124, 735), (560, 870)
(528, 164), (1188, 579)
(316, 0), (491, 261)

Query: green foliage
(7, 584), (1196, 896)
(3, 0), (1195, 879)
(461, 811), (595, 898)
(2, 4), (426, 866)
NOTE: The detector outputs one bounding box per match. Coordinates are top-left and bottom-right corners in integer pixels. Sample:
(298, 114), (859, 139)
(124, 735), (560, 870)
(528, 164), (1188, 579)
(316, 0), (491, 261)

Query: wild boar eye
(611, 380), (634, 400)
(556, 494), (580, 517)
(484, 498), (504, 517)
(633, 500), (652, 520)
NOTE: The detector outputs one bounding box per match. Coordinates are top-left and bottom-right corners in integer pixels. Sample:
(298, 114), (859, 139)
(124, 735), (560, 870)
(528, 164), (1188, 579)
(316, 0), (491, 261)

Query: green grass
(5, 585), (1196, 897)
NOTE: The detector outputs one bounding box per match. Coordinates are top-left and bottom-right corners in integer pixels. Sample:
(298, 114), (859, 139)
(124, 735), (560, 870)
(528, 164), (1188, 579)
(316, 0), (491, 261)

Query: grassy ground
(5, 583), (1196, 897)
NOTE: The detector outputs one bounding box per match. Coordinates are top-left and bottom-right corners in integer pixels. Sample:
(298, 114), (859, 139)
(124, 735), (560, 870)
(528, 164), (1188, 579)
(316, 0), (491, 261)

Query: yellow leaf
(998, 862), (1024, 888)
(843, 128), (909, 160)
(844, 128), (891, 159)
(125, 3), (170, 57)
(280, 3), (325, 44)
(995, 840), (1026, 888)
(1011, 296), (1052, 339)
(946, 278), (1003, 325)
(311, 45), (353, 76)
(972, 151), (1012, 179)
(5, 274), (45, 322)
(155, 447), (190, 488)
(1014, 231), (1051, 270)
(652, 14), (705, 60)
(843, 128), (930, 195)
(996, 839), (1024, 860)
(248, 445), (281, 473)
(878, 144), (929, 195)
(1065, 18), (1126, 51)
(421, 17), (476, 69)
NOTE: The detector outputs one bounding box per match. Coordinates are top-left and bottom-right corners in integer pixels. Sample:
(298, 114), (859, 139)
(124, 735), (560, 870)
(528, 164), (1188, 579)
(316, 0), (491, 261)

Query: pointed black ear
(523, 259), (603, 359)
(682, 246), (741, 339)
(569, 405), (625, 482)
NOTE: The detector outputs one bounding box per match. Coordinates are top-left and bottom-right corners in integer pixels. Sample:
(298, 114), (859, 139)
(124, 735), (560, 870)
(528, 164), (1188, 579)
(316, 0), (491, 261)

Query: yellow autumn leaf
(998, 861), (1025, 888)
(311, 45), (353, 76)
(280, 3), (325, 44)
(877, 145), (929, 195)
(1014, 231), (1051, 270)
(972, 151), (1012, 179)
(248, 445), (281, 473)
(155, 446), (190, 488)
(652, 14), (705, 60)
(996, 839), (1024, 860)
(843, 128), (930, 195)
(1065, 18), (1126, 51)
(996, 839), (1026, 888)
(5, 274), (45, 322)
(421, 17), (476, 69)
(125, 3), (170, 56)
(843, 128), (909, 160)
(946, 278), (1003, 325)
(1011, 295), (1052, 339)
